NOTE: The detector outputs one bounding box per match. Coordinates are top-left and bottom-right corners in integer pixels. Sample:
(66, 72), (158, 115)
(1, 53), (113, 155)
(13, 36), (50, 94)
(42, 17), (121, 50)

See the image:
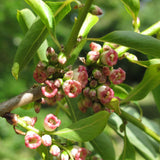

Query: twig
(0, 86), (43, 116)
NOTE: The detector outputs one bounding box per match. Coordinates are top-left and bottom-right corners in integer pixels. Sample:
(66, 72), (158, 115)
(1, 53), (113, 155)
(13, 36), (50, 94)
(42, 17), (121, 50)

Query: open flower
(62, 80), (82, 98)
(97, 85), (114, 104)
(44, 114), (61, 131)
(41, 80), (58, 98)
(75, 147), (88, 160)
(100, 49), (118, 66)
(25, 131), (41, 149)
(109, 67), (126, 84)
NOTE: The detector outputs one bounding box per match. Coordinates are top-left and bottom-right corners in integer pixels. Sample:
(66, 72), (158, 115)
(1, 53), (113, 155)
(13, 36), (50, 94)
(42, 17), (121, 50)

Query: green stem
(120, 109), (160, 143)
(65, 0), (94, 57)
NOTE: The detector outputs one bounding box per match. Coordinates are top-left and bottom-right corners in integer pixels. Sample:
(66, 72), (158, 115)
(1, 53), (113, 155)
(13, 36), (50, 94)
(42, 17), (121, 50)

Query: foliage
(0, 0), (160, 160)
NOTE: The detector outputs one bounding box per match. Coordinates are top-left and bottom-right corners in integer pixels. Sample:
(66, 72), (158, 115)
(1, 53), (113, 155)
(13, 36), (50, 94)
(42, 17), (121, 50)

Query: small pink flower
(62, 80), (82, 98)
(25, 131), (41, 149)
(73, 68), (88, 89)
(92, 69), (102, 80)
(47, 66), (56, 76)
(109, 68), (126, 84)
(54, 78), (63, 88)
(50, 145), (61, 157)
(41, 134), (52, 146)
(97, 85), (114, 104)
(82, 87), (90, 97)
(44, 97), (57, 106)
(56, 90), (65, 101)
(90, 42), (101, 51)
(78, 65), (87, 72)
(82, 97), (92, 108)
(63, 70), (74, 80)
(86, 51), (100, 65)
(46, 47), (55, 56)
(98, 75), (107, 84)
(89, 79), (97, 88)
(58, 52), (67, 65)
(75, 147), (88, 160)
(41, 80), (58, 98)
(78, 101), (87, 113)
(44, 114), (61, 131)
(71, 145), (80, 157)
(89, 89), (97, 100)
(92, 102), (102, 113)
(101, 49), (118, 66)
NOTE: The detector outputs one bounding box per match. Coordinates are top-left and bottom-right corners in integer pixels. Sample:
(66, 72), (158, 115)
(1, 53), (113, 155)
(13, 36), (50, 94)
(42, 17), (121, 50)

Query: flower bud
(82, 87), (90, 97)
(41, 134), (52, 146)
(44, 114), (61, 131)
(63, 70), (73, 80)
(58, 52), (67, 65)
(90, 42), (101, 51)
(78, 101), (87, 113)
(86, 51), (100, 65)
(89, 5), (103, 15)
(61, 151), (69, 160)
(33, 67), (47, 83)
(89, 79), (98, 88)
(92, 102), (102, 113)
(82, 97), (92, 108)
(92, 69), (102, 80)
(102, 66), (110, 76)
(50, 144), (61, 157)
(75, 147), (88, 160)
(25, 131), (41, 149)
(22, 116), (37, 126)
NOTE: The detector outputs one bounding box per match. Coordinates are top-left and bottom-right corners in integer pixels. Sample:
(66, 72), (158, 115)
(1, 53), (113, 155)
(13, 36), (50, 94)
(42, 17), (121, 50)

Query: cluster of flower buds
(78, 42), (126, 113)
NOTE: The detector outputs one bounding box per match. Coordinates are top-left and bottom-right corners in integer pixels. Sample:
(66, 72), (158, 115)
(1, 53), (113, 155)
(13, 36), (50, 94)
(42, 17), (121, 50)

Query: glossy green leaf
(119, 133), (136, 160)
(17, 9), (48, 63)
(46, 1), (71, 24)
(91, 132), (115, 160)
(121, 0), (140, 18)
(12, 18), (48, 79)
(17, 9), (36, 32)
(152, 85), (160, 112)
(78, 13), (99, 37)
(25, 0), (54, 29)
(112, 85), (128, 99)
(121, 64), (160, 103)
(54, 111), (110, 142)
(100, 31), (160, 58)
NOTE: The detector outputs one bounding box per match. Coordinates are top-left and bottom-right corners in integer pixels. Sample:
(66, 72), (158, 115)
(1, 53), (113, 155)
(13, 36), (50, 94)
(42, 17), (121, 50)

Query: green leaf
(152, 85), (160, 112)
(17, 9), (48, 63)
(12, 18), (48, 79)
(78, 13), (99, 37)
(91, 132), (115, 160)
(112, 85), (128, 99)
(121, 64), (160, 103)
(119, 133), (136, 160)
(100, 31), (160, 58)
(54, 111), (110, 142)
(25, 0), (54, 29)
(121, 0), (140, 18)
(17, 8), (36, 33)
(46, 1), (71, 24)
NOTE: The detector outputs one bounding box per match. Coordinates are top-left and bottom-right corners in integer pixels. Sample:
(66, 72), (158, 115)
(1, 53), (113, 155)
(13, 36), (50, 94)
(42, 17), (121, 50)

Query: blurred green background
(0, 0), (160, 159)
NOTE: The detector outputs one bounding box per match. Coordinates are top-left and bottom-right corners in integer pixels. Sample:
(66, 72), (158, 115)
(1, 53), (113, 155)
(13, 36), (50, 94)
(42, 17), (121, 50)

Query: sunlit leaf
(100, 31), (160, 58)
(54, 111), (110, 142)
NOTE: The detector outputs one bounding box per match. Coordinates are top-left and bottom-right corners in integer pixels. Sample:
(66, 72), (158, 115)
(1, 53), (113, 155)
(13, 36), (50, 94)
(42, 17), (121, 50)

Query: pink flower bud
(90, 42), (101, 51)
(70, 145), (80, 157)
(102, 66), (110, 76)
(33, 67), (47, 83)
(54, 78), (63, 88)
(56, 90), (64, 101)
(109, 68), (126, 84)
(86, 51), (100, 65)
(89, 89), (97, 100)
(62, 80), (82, 98)
(44, 97), (57, 106)
(78, 65), (87, 72)
(92, 102), (102, 113)
(82, 97), (93, 108)
(90, 5), (103, 15)
(75, 147), (88, 160)
(73, 67), (88, 89)
(98, 75), (107, 84)
(97, 85), (114, 104)
(41, 80), (58, 98)
(82, 87), (90, 97)
(44, 114), (61, 131)
(41, 134), (52, 146)
(61, 151), (69, 160)
(46, 47), (55, 56)
(100, 49), (118, 66)
(78, 101), (87, 113)
(58, 52), (67, 65)
(50, 145), (61, 157)
(47, 66), (56, 76)
(89, 79), (97, 88)
(25, 131), (41, 149)
(92, 69), (102, 79)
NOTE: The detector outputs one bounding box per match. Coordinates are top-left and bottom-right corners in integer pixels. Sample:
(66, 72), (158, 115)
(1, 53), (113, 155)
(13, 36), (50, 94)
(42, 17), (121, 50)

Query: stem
(65, 0), (94, 57)
(120, 109), (160, 143)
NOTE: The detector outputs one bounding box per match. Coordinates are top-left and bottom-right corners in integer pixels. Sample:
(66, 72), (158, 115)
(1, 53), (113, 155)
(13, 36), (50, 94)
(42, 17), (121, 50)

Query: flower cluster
(78, 42), (126, 113)
(24, 114), (61, 149)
